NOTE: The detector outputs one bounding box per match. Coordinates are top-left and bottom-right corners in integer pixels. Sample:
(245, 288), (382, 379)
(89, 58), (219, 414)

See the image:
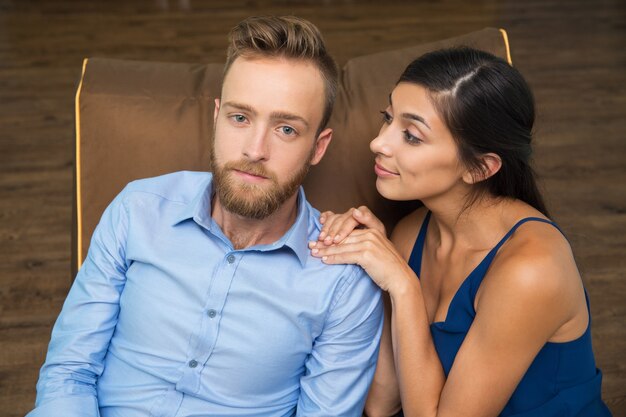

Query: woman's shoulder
(478, 213), (585, 330)
(484, 200), (574, 272)
(495, 213), (576, 272)
(390, 207), (430, 261)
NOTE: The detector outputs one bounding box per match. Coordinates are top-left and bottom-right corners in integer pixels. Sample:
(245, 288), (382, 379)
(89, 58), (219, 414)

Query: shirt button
(207, 309), (217, 318)
(227, 254), (236, 264)
(188, 359), (198, 368)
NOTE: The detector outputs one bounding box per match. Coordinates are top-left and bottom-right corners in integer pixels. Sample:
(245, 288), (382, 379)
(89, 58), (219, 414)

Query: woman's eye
(380, 110), (392, 124)
(403, 130), (422, 145)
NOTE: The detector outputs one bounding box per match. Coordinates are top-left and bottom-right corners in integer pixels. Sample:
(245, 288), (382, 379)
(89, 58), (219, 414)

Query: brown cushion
(73, 27), (511, 274)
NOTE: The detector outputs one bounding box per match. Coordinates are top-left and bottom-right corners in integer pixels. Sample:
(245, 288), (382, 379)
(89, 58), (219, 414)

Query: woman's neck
(424, 195), (521, 252)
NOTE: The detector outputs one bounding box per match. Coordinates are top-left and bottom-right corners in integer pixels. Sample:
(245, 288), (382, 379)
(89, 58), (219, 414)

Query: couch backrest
(73, 27), (511, 275)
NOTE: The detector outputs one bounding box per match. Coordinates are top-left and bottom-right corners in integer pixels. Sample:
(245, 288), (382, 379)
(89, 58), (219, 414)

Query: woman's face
(370, 82), (469, 203)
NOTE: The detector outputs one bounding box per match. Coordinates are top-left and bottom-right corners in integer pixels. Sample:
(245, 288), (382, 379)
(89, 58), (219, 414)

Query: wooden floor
(1, 0), (624, 415)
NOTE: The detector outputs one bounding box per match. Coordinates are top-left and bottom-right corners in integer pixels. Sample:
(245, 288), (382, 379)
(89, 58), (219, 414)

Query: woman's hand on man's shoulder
(317, 206), (386, 246)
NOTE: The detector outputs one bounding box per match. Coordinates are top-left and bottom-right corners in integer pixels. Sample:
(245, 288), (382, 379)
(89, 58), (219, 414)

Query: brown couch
(72, 27), (511, 276)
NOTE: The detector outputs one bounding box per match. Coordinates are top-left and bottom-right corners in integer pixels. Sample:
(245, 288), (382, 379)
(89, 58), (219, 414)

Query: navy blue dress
(399, 212), (612, 416)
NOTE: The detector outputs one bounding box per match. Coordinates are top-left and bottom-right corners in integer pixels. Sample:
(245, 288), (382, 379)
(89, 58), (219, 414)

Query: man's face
(211, 56), (331, 219)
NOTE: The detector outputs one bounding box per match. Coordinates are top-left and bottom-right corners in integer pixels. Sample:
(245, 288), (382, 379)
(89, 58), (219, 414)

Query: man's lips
(232, 169), (269, 181)
(374, 163), (399, 177)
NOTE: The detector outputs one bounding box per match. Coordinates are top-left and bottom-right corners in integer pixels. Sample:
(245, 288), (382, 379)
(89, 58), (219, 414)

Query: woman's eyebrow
(401, 112), (431, 130)
(389, 94), (431, 130)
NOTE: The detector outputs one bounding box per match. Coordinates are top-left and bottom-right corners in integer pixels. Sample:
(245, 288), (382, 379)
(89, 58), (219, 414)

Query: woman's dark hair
(399, 47), (548, 216)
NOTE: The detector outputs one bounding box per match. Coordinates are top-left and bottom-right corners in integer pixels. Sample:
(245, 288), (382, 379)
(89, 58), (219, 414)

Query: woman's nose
(370, 127), (393, 157)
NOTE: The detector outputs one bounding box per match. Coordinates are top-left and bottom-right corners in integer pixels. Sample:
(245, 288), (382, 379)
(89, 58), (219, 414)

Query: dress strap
(407, 211), (431, 277)
(491, 217), (560, 254)
(469, 217), (563, 300)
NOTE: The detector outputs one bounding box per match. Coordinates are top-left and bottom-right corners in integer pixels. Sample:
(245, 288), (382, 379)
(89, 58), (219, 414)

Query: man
(28, 16), (383, 417)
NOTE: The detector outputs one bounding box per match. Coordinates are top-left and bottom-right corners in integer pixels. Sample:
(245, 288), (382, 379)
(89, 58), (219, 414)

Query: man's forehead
(220, 56), (325, 127)
(225, 55), (322, 77)
(222, 57), (324, 91)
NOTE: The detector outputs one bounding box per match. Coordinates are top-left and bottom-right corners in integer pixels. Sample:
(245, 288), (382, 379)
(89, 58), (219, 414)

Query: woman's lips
(374, 163), (399, 178)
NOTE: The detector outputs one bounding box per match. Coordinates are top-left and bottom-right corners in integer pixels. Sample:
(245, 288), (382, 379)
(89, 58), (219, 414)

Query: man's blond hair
(224, 16), (338, 134)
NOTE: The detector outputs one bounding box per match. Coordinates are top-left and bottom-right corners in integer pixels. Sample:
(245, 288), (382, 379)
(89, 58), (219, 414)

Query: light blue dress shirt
(29, 171), (383, 417)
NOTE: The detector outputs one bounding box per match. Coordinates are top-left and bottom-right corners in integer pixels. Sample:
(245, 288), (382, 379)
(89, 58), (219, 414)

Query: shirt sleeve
(26, 188), (130, 417)
(296, 267), (384, 416)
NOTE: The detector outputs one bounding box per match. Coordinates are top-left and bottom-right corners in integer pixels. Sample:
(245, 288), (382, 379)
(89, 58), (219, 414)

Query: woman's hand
(310, 227), (415, 294)
(318, 206), (386, 245)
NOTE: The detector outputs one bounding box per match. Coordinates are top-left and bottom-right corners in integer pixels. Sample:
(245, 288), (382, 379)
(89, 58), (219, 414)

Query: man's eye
(232, 114), (247, 123)
(280, 126), (296, 136)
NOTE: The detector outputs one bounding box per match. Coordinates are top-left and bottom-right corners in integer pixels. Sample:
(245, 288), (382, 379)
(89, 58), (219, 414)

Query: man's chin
(216, 184), (280, 219)
(222, 199), (280, 220)
(224, 180), (273, 199)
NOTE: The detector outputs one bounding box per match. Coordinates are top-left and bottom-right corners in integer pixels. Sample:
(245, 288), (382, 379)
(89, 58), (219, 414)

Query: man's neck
(211, 192), (300, 250)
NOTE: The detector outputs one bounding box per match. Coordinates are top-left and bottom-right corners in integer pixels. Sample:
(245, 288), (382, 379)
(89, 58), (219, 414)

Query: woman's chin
(376, 179), (423, 202)
(376, 179), (401, 201)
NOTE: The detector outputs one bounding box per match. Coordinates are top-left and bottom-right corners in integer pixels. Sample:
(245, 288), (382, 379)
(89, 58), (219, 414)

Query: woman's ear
(462, 153), (502, 184)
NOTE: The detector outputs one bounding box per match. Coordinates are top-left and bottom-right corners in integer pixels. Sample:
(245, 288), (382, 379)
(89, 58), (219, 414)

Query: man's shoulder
(303, 201), (323, 233)
(121, 170), (211, 204)
(301, 200), (373, 284)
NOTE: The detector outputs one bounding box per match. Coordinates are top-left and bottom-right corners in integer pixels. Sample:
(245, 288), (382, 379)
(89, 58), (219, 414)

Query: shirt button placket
(227, 254), (235, 264)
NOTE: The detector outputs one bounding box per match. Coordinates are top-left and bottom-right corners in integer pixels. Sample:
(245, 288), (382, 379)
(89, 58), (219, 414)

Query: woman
(309, 47), (612, 416)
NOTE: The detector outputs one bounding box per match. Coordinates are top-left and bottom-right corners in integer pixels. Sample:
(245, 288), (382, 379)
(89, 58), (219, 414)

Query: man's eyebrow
(221, 102), (309, 128)
(222, 101), (256, 114)
(270, 111), (309, 129)
(389, 94), (431, 130)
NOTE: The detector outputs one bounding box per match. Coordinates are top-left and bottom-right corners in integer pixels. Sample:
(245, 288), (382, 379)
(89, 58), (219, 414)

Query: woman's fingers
(353, 206), (386, 235)
(309, 230), (401, 291)
(330, 209), (363, 244)
(318, 209), (359, 244)
(318, 211), (337, 241)
(310, 238), (370, 264)
(319, 248), (365, 265)
(319, 210), (334, 225)
(317, 206), (384, 244)
(310, 229), (379, 257)
(310, 229), (416, 294)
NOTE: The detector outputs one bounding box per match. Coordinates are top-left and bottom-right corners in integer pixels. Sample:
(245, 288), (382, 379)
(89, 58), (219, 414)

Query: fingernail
(354, 208), (362, 216)
(312, 248), (319, 254)
(308, 241), (316, 248)
(324, 236), (332, 244)
(319, 231), (326, 239)
(333, 235), (341, 243)
(322, 256), (328, 262)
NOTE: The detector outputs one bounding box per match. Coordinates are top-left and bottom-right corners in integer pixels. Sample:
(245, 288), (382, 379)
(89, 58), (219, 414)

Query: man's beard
(210, 149), (313, 220)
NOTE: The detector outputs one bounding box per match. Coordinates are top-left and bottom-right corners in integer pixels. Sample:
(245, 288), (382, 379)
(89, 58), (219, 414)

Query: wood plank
(1, 0), (624, 415)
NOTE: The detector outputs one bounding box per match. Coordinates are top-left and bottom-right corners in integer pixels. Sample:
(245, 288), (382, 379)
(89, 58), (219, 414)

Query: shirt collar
(172, 174), (311, 267)
(171, 174), (213, 228)
(280, 188), (310, 267)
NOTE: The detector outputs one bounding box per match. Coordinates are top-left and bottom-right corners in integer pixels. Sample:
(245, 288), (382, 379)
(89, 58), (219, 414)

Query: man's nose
(243, 127), (270, 162)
